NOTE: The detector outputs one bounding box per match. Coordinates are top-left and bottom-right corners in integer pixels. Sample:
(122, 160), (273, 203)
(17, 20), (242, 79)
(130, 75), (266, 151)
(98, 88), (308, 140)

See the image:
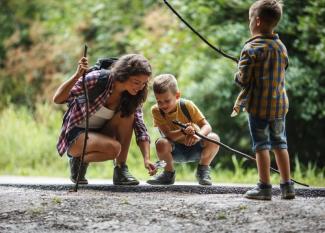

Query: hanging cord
(172, 120), (309, 187)
(72, 44), (89, 192)
(163, 0), (238, 63)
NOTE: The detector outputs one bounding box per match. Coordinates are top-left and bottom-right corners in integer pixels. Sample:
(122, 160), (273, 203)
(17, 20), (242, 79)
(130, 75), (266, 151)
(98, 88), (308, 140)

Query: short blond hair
(153, 74), (179, 94)
(250, 0), (283, 28)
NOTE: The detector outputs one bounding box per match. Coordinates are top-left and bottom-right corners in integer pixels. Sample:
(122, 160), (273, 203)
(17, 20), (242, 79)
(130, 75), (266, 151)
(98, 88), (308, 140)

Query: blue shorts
(66, 127), (100, 157)
(171, 141), (204, 163)
(248, 115), (288, 152)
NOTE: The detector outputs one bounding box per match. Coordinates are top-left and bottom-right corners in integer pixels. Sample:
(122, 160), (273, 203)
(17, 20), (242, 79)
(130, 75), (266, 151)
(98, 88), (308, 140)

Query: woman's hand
(144, 159), (157, 176)
(75, 57), (89, 78)
(53, 56), (89, 104)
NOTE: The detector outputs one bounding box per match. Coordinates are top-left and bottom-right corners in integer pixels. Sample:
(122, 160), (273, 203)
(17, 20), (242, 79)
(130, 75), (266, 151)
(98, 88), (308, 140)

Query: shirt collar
(245, 33), (279, 44)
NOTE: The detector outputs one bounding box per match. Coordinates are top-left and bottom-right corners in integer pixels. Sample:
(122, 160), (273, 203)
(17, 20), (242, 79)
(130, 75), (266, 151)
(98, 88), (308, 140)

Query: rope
(163, 0), (239, 63)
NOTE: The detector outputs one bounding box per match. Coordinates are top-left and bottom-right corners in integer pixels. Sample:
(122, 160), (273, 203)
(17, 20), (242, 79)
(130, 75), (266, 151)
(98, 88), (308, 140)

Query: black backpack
(77, 57), (118, 104)
(86, 57), (118, 73)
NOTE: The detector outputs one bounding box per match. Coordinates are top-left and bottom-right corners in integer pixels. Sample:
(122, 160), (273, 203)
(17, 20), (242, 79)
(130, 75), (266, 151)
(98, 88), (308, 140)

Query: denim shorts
(66, 127), (100, 157)
(248, 115), (288, 152)
(171, 141), (204, 163)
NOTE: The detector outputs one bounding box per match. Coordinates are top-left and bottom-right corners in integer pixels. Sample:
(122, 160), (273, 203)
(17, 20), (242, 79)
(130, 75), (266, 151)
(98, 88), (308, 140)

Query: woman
(53, 54), (157, 185)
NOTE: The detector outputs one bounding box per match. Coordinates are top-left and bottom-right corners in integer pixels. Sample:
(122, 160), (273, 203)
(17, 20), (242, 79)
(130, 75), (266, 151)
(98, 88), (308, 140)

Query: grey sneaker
(147, 170), (176, 185)
(69, 157), (89, 185)
(280, 181), (295, 199)
(113, 163), (139, 185)
(244, 183), (272, 200)
(196, 164), (212, 186)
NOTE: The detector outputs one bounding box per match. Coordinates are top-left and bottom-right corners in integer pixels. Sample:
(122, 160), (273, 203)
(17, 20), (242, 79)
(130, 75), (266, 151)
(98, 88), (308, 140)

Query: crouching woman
(53, 54), (157, 185)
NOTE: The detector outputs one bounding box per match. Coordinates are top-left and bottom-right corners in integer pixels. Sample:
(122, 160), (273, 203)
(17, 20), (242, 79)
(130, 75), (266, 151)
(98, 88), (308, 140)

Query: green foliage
(0, 104), (65, 176)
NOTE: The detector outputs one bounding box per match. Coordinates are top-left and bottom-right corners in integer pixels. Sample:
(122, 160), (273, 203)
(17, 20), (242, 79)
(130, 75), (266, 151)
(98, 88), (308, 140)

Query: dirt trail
(0, 186), (324, 233)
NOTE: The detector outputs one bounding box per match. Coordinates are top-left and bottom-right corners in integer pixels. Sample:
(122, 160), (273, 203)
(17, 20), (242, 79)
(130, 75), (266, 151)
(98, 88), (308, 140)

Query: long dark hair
(110, 54), (152, 117)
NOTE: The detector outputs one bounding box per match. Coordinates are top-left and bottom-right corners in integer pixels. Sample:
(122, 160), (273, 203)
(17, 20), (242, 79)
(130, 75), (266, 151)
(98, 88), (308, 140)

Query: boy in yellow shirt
(147, 74), (220, 185)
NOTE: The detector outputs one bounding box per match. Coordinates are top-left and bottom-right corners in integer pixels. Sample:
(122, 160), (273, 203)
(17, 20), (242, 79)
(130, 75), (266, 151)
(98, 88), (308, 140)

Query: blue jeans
(248, 115), (288, 152)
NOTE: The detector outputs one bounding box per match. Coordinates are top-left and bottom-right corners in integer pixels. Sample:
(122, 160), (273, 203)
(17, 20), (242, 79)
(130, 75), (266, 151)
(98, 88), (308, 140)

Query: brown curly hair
(110, 54), (152, 117)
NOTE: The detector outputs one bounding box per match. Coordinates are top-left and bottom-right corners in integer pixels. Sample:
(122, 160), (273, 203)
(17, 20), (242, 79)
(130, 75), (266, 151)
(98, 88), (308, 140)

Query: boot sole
(199, 182), (212, 186)
(146, 181), (174, 185)
(70, 178), (88, 185)
(244, 195), (271, 201)
(281, 194), (295, 200)
(113, 181), (140, 185)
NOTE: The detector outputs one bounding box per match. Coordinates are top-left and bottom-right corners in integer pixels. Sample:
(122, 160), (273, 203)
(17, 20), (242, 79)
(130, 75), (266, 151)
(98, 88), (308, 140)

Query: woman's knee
(103, 140), (121, 158)
(155, 138), (171, 154)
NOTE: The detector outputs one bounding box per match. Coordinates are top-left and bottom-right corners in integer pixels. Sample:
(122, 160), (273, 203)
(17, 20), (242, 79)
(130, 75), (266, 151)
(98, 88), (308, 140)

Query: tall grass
(0, 104), (324, 187)
(0, 104), (66, 176)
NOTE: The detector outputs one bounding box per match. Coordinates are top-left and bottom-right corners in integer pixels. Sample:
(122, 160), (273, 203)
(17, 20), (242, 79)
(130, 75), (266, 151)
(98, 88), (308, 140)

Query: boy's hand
(183, 123), (197, 135)
(144, 159), (157, 176)
(184, 134), (200, 146)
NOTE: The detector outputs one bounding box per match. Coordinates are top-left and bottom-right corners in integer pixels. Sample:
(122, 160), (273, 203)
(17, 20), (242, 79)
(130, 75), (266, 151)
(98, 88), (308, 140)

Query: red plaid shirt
(56, 70), (150, 156)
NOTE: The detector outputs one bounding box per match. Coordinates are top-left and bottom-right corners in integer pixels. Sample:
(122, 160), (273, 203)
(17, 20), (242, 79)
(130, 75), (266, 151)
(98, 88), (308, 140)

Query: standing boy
(233, 0), (295, 200)
(147, 74), (220, 185)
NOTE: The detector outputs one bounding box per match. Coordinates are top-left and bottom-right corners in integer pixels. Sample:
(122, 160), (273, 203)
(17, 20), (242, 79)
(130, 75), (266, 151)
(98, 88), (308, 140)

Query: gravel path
(0, 186), (324, 233)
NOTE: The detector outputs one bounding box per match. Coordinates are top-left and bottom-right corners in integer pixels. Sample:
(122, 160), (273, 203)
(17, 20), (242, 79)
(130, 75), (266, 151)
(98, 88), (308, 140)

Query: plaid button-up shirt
(56, 70), (150, 156)
(233, 34), (289, 120)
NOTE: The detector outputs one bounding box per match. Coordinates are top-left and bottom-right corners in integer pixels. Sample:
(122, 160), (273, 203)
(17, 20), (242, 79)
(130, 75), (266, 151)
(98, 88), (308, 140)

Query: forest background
(0, 0), (324, 186)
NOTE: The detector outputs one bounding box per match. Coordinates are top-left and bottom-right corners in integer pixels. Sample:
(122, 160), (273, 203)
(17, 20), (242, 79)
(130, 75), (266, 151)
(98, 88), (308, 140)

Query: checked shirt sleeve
(67, 71), (100, 102)
(232, 46), (255, 117)
(133, 106), (150, 144)
(234, 47), (255, 88)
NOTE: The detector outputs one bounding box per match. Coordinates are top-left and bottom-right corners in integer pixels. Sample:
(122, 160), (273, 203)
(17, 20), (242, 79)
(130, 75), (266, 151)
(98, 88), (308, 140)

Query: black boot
(69, 157), (89, 185)
(196, 164), (212, 186)
(147, 170), (176, 185)
(113, 163), (139, 185)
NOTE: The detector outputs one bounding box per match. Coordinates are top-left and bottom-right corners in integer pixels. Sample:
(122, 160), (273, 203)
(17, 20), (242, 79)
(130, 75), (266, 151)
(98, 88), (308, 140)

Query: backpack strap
(179, 98), (192, 122)
(87, 69), (110, 103)
(76, 69), (110, 104)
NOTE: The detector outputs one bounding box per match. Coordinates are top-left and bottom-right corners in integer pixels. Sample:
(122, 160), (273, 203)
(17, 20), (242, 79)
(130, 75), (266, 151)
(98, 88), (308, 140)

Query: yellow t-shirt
(151, 99), (205, 144)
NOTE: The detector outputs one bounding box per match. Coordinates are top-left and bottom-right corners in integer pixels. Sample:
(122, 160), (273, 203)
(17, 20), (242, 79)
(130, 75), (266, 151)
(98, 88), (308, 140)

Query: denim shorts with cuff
(66, 127), (100, 157)
(248, 115), (288, 152)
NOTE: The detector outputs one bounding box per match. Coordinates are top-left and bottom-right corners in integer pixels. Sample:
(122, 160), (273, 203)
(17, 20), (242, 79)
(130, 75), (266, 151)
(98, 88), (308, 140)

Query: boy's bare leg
(256, 149), (271, 184)
(155, 138), (174, 172)
(199, 133), (220, 165)
(273, 149), (291, 182)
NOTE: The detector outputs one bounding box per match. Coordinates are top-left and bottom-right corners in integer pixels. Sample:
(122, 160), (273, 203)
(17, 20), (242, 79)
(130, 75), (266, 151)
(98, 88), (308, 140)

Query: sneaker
(113, 163), (139, 185)
(280, 181), (295, 199)
(196, 164), (212, 186)
(244, 183), (272, 200)
(147, 170), (176, 185)
(69, 157), (89, 185)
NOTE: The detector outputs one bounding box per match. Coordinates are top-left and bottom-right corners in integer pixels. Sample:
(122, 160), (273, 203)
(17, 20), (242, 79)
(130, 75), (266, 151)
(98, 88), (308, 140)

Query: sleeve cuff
(136, 136), (151, 144)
